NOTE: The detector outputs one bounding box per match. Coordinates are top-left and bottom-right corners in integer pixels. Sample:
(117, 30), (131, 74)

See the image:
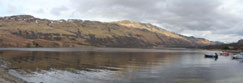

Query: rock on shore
(0, 68), (26, 83)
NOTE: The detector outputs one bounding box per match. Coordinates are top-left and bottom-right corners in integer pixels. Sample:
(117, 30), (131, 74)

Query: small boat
(220, 51), (229, 56)
(232, 54), (243, 59)
(240, 52), (243, 55)
(205, 54), (218, 58)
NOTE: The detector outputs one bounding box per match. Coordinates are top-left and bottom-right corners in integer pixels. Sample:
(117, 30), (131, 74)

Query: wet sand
(0, 68), (26, 83)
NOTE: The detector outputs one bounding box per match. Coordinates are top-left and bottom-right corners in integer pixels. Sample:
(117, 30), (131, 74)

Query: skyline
(0, 0), (243, 43)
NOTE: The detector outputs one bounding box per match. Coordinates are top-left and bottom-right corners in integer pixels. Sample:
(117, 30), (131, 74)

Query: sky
(0, 0), (243, 43)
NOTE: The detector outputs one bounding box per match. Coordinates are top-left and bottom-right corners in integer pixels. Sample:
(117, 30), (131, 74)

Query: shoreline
(204, 49), (243, 53)
(0, 59), (26, 83)
(0, 67), (26, 83)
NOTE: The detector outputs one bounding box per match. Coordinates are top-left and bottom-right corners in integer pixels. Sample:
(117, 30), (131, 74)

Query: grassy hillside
(0, 15), (215, 48)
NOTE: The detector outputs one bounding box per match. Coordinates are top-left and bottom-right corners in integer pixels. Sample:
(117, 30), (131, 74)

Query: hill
(0, 15), (215, 48)
(202, 39), (243, 50)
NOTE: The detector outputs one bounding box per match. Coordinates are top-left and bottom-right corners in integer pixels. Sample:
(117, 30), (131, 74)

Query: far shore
(203, 49), (243, 53)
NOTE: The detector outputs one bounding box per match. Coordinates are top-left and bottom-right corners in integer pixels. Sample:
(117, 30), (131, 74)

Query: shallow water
(0, 48), (242, 83)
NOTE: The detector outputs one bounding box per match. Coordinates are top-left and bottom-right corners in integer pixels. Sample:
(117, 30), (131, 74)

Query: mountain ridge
(0, 15), (216, 48)
(202, 39), (243, 50)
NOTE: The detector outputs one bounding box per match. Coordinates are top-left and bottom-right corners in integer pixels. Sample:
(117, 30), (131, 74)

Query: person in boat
(215, 53), (219, 61)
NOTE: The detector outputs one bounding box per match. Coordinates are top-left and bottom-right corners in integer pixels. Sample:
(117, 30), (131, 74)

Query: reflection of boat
(205, 54), (218, 58)
(234, 59), (243, 63)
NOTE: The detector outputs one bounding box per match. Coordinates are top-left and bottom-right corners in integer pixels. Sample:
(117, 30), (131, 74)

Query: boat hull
(232, 56), (243, 59)
(232, 54), (243, 59)
(205, 55), (218, 58)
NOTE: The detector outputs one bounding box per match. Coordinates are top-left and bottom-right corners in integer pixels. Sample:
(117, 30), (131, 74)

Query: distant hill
(238, 39), (243, 45)
(202, 39), (243, 50)
(0, 15), (215, 48)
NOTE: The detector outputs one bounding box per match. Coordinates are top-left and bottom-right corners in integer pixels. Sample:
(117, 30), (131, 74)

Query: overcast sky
(0, 0), (243, 43)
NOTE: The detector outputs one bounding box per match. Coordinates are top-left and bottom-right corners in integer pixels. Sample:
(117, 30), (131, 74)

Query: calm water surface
(0, 48), (243, 83)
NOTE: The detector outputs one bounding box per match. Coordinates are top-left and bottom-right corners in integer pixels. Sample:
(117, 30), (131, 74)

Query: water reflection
(0, 51), (178, 73)
(0, 48), (242, 83)
(232, 59), (243, 63)
(204, 56), (218, 61)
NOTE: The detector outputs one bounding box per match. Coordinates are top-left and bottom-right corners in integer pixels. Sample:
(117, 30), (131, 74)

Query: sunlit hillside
(0, 15), (215, 48)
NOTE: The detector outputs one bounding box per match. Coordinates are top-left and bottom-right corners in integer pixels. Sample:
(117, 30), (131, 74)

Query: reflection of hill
(0, 51), (177, 72)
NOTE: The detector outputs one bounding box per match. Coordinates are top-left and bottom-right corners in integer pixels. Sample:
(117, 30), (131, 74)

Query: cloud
(51, 6), (69, 16)
(7, 4), (17, 13)
(66, 0), (243, 42)
(0, 0), (242, 42)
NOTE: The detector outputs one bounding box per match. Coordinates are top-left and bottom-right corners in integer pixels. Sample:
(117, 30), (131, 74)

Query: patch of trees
(86, 34), (154, 48)
(75, 28), (82, 38)
(12, 29), (77, 41)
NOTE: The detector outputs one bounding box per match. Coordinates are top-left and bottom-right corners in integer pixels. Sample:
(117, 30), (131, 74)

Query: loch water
(0, 48), (243, 83)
